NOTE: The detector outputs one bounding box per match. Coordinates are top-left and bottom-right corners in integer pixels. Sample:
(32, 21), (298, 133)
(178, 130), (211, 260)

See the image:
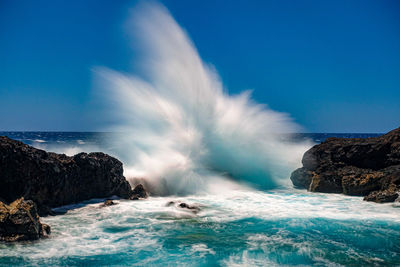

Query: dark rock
(178, 203), (190, 209)
(177, 202), (201, 213)
(0, 136), (147, 215)
(290, 127), (400, 203)
(165, 201), (175, 207)
(0, 198), (50, 242)
(129, 184), (148, 200)
(101, 199), (117, 207)
(165, 201), (201, 213)
(290, 168), (313, 189)
(364, 190), (399, 203)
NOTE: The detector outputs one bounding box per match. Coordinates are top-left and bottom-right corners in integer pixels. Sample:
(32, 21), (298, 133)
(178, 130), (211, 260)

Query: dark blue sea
(0, 131), (383, 148)
(0, 132), (399, 266)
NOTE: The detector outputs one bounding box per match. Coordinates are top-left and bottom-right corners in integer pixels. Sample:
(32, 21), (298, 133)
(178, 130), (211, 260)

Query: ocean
(1, 132), (399, 266)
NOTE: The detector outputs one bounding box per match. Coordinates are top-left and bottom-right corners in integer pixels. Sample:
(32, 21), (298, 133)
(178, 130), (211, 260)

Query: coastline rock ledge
(0, 136), (146, 216)
(290, 127), (400, 203)
(0, 198), (50, 242)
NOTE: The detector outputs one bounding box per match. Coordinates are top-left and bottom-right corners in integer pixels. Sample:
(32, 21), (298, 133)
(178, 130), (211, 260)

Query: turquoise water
(1, 132), (399, 266)
(1, 190), (399, 266)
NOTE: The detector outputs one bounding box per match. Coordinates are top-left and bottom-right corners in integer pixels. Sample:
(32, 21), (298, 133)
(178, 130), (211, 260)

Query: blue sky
(1, 0), (399, 132)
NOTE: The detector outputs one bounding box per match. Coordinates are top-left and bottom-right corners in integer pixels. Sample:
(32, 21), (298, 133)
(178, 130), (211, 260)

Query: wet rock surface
(129, 184), (148, 200)
(101, 200), (117, 207)
(166, 201), (201, 213)
(0, 198), (50, 242)
(0, 136), (147, 215)
(290, 127), (400, 203)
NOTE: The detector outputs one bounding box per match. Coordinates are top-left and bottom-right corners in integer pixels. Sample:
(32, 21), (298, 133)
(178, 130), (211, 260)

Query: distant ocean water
(0, 131), (382, 158)
(0, 131), (383, 145)
(1, 132), (399, 267)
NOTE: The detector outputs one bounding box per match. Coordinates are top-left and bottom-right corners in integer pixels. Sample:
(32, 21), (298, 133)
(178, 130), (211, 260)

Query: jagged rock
(0, 198), (50, 242)
(290, 127), (400, 203)
(364, 190), (399, 203)
(0, 136), (147, 215)
(129, 184), (148, 200)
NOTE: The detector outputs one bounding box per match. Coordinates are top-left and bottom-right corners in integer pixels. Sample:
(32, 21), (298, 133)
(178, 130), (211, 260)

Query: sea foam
(94, 2), (312, 195)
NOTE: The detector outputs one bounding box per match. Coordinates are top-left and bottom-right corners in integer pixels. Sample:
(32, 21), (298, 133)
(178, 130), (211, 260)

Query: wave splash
(95, 3), (311, 195)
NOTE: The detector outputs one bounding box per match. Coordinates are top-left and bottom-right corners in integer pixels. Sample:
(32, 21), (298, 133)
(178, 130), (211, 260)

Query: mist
(94, 2), (312, 195)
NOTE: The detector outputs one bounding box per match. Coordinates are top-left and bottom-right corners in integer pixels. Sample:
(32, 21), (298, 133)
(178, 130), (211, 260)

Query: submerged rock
(165, 201), (175, 207)
(178, 202), (201, 213)
(101, 199), (117, 207)
(290, 127), (400, 203)
(166, 201), (201, 213)
(0, 136), (147, 215)
(0, 198), (50, 242)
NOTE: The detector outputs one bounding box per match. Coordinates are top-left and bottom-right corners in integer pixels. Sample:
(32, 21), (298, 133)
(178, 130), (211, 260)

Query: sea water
(1, 132), (399, 266)
(2, 3), (399, 266)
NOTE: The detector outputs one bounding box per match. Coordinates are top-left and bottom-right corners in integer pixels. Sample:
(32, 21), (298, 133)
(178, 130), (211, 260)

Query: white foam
(1, 189), (398, 263)
(94, 2), (312, 196)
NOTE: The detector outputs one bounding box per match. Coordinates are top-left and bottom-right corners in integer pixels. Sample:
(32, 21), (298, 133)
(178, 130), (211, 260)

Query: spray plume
(95, 2), (311, 195)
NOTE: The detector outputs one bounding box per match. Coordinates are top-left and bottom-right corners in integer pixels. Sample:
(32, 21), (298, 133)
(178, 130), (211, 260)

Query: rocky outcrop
(0, 198), (50, 242)
(130, 184), (148, 200)
(290, 127), (400, 203)
(0, 136), (147, 215)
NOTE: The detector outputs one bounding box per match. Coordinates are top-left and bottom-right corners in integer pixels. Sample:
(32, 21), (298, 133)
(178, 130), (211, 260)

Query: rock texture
(290, 127), (400, 203)
(0, 198), (50, 241)
(130, 184), (148, 200)
(0, 136), (147, 215)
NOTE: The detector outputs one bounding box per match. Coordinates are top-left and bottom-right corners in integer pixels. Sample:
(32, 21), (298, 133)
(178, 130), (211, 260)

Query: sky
(0, 0), (399, 133)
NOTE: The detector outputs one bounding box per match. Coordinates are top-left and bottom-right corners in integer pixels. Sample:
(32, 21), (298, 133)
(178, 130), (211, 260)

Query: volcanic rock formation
(290, 127), (400, 203)
(0, 198), (50, 242)
(0, 136), (147, 215)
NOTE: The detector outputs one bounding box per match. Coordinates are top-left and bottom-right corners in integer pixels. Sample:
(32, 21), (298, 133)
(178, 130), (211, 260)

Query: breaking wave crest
(94, 2), (311, 195)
